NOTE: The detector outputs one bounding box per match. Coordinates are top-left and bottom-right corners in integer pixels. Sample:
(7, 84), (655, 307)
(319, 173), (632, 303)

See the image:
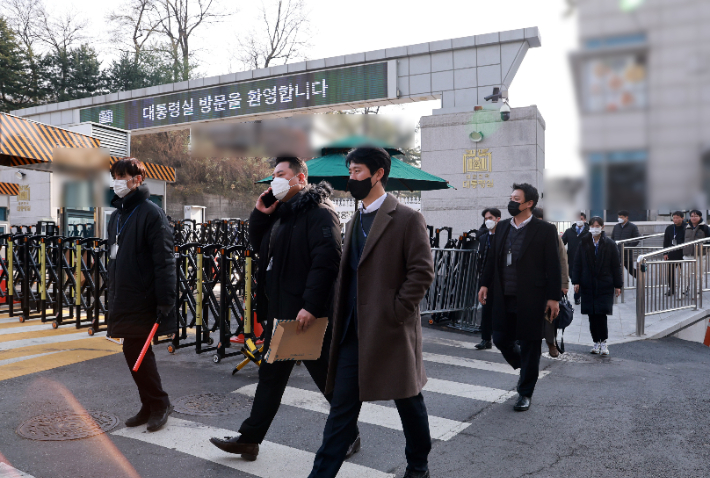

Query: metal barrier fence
(617, 233), (665, 303)
(636, 237), (710, 335)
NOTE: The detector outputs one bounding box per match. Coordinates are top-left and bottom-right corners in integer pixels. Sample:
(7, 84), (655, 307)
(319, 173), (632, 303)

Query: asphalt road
(1, 325), (709, 478)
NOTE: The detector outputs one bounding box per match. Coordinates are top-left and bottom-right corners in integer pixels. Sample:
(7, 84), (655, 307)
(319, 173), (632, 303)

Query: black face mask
(347, 177), (375, 201)
(507, 200), (525, 217)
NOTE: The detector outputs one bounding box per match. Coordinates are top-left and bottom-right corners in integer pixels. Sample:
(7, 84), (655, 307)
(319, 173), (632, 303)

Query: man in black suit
(478, 183), (561, 411)
(475, 207), (501, 350)
(663, 211), (686, 295)
(561, 212), (590, 304)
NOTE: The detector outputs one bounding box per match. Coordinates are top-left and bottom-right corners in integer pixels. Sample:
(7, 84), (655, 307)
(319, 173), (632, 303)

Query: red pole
(132, 322), (160, 372)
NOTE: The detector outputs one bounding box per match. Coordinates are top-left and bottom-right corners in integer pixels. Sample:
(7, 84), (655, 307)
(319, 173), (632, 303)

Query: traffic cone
(703, 317), (710, 346)
(231, 313), (265, 345)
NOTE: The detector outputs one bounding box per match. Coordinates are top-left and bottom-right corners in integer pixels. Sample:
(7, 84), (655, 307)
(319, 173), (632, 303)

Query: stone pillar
(420, 105), (545, 235)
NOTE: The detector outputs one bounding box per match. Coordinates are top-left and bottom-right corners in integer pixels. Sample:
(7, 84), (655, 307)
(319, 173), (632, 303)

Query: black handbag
(554, 295), (575, 354)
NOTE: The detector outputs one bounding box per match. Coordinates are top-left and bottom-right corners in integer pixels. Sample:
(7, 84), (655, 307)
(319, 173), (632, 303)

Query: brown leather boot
(548, 342), (559, 358)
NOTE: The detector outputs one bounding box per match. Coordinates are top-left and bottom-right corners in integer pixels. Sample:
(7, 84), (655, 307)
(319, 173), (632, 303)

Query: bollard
(40, 239), (47, 321)
(196, 247), (203, 354)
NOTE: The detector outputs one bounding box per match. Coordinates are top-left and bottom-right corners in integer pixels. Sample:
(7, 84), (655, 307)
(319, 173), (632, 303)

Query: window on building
(589, 151), (648, 221)
(0, 207), (7, 221)
(149, 195), (163, 209)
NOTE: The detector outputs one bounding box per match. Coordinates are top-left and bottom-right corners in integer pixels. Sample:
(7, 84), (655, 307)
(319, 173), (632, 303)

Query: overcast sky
(57, 0), (582, 176)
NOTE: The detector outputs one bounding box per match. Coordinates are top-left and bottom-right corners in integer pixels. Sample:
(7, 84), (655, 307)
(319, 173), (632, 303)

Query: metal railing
(636, 237), (710, 335)
(616, 233), (665, 303)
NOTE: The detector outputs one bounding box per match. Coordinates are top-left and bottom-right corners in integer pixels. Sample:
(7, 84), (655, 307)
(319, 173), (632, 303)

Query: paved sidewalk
(562, 287), (710, 346)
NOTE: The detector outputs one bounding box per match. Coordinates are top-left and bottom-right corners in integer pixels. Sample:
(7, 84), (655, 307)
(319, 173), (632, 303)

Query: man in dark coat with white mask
(107, 158), (176, 432)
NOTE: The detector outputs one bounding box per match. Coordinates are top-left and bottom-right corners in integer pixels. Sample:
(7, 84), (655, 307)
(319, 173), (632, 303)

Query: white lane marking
(0, 332), (104, 352)
(422, 352), (550, 378)
(0, 318), (22, 324)
(0, 324), (63, 336)
(424, 336), (501, 353)
(423, 378), (517, 404)
(0, 462), (36, 478)
(234, 384), (470, 442)
(113, 417), (393, 478)
(0, 350), (68, 367)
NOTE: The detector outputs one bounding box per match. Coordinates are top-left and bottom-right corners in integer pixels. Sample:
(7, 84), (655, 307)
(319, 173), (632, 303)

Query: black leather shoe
(402, 469), (430, 478)
(574, 298), (581, 305)
(125, 406), (150, 427)
(513, 395), (531, 412)
(209, 436), (260, 461)
(345, 433), (361, 459)
(475, 340), (492, 350)
(146, 404), (173, 432)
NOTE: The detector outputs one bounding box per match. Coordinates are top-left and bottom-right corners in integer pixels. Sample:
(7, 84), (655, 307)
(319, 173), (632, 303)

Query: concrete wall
(420, 105), (545, 235)
(166, 192), (255, 222)
(0, 167), (53, 226)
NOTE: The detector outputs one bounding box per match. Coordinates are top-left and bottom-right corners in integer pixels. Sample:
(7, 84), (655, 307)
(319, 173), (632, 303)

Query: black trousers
(122, 338), (170, 411)
(239, 356), (329, 443)
(569, 264), (581, 302)
(480, 302), (493, 341)
(493, 298), (541, 398)
(309, 331), (431, 478)
(589, 314), (608, 343)
(239, 330), (332, 444)
(623, 250), (636, 279)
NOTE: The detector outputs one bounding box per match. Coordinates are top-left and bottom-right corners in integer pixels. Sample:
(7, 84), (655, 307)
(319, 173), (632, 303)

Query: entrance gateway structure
(12, 27), (545, 235)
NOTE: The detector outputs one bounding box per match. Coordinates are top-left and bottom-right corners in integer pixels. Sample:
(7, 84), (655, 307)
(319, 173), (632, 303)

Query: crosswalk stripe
(0, 462), (36, 478)
(0, 331), (101, 351)
(113, 417), (394, 478)
(423, 352), (516, 375)
(0, 350), (67, 367)
(422, 352), (550, 378)
(234, 384), (470, 442)
(0, 327), (91, 344)
(424, 336), (501, 353)
(0, 348), (119, 382)
(0, 324), (66, 336)
(423, 378), (516, 404)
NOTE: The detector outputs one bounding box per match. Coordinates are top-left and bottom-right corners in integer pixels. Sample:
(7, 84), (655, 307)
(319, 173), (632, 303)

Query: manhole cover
(16, 410), (119, 441)
(173, 392), (250, 417)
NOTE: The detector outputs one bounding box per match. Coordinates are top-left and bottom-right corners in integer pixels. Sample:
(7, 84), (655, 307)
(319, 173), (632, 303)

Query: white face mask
(590, 226), (603, 236)
(576, 220), (584, 227)
(485, 219), (496, 230)
(113, 179), (132, 198)
(618, 217), (624, 223)
(271, 176), (297, 201)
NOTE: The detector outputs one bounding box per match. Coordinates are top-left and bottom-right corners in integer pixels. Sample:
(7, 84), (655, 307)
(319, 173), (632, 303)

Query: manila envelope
(265, 317), (328, 364)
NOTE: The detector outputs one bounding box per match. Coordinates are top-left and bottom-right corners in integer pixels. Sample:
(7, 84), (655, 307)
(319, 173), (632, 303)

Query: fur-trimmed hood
(280, 181), (335, 217)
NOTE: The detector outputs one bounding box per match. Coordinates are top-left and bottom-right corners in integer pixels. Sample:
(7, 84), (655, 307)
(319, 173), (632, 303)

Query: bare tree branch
(107, 0), (163, 63)
(154, 0), (230, 81)
(37, 6), (87, 56)
(234, 0), (311, 70)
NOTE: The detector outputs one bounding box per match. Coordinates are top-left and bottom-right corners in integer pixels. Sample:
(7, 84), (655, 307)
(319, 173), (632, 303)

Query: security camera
(500, 102), (511, 122)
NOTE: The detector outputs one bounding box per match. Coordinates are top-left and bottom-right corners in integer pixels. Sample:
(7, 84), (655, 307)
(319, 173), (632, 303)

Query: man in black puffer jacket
(210, 157), (360, 460)
(107, 158), (176, 432)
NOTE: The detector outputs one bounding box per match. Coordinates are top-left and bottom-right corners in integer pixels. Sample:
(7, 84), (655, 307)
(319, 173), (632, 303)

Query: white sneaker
(591, 342), (601, 354)
(600, 342), (609, 356)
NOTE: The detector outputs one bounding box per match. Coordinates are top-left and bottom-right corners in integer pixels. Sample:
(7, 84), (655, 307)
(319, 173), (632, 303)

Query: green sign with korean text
(80, 62), (389, 131)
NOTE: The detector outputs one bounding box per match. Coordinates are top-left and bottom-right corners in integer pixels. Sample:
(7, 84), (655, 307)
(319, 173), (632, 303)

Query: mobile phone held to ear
(262, 190), (277, 208)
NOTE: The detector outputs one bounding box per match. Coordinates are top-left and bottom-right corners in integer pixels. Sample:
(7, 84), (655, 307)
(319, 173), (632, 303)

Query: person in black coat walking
(107, 158), (176, 432)
(611, 210), (641, 279)
(663, 211), (687, 295)
(209, 158), (359, 461)
(475, 207), (501, 350)
(478, 183), (561, 412)
(571, 217), (623, 356)
(561, 212), (590, 304)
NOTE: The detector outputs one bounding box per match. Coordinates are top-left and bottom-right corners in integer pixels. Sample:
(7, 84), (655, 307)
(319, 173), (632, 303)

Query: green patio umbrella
(258, 137), (453, 192)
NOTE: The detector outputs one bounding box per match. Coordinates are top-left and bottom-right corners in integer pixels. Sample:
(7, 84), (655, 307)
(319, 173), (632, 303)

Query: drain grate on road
(173, 392), (251, 417)
(16, 410), (119, 441)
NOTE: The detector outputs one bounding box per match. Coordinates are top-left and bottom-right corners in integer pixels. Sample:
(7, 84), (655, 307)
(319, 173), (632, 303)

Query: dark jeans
(493, 298), (542, 398)
(239, 332), (331, 444)
(589, 314), (608, 343)
(667, 262), (682, 292)
(309, 332), (431, 478)
(480, 302), (493, 341)
(122, 338), (170, 411)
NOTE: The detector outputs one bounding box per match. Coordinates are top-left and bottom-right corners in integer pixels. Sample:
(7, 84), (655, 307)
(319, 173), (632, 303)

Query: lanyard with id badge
(111, 206), (140, 260)
(506, 227), (524, 267)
